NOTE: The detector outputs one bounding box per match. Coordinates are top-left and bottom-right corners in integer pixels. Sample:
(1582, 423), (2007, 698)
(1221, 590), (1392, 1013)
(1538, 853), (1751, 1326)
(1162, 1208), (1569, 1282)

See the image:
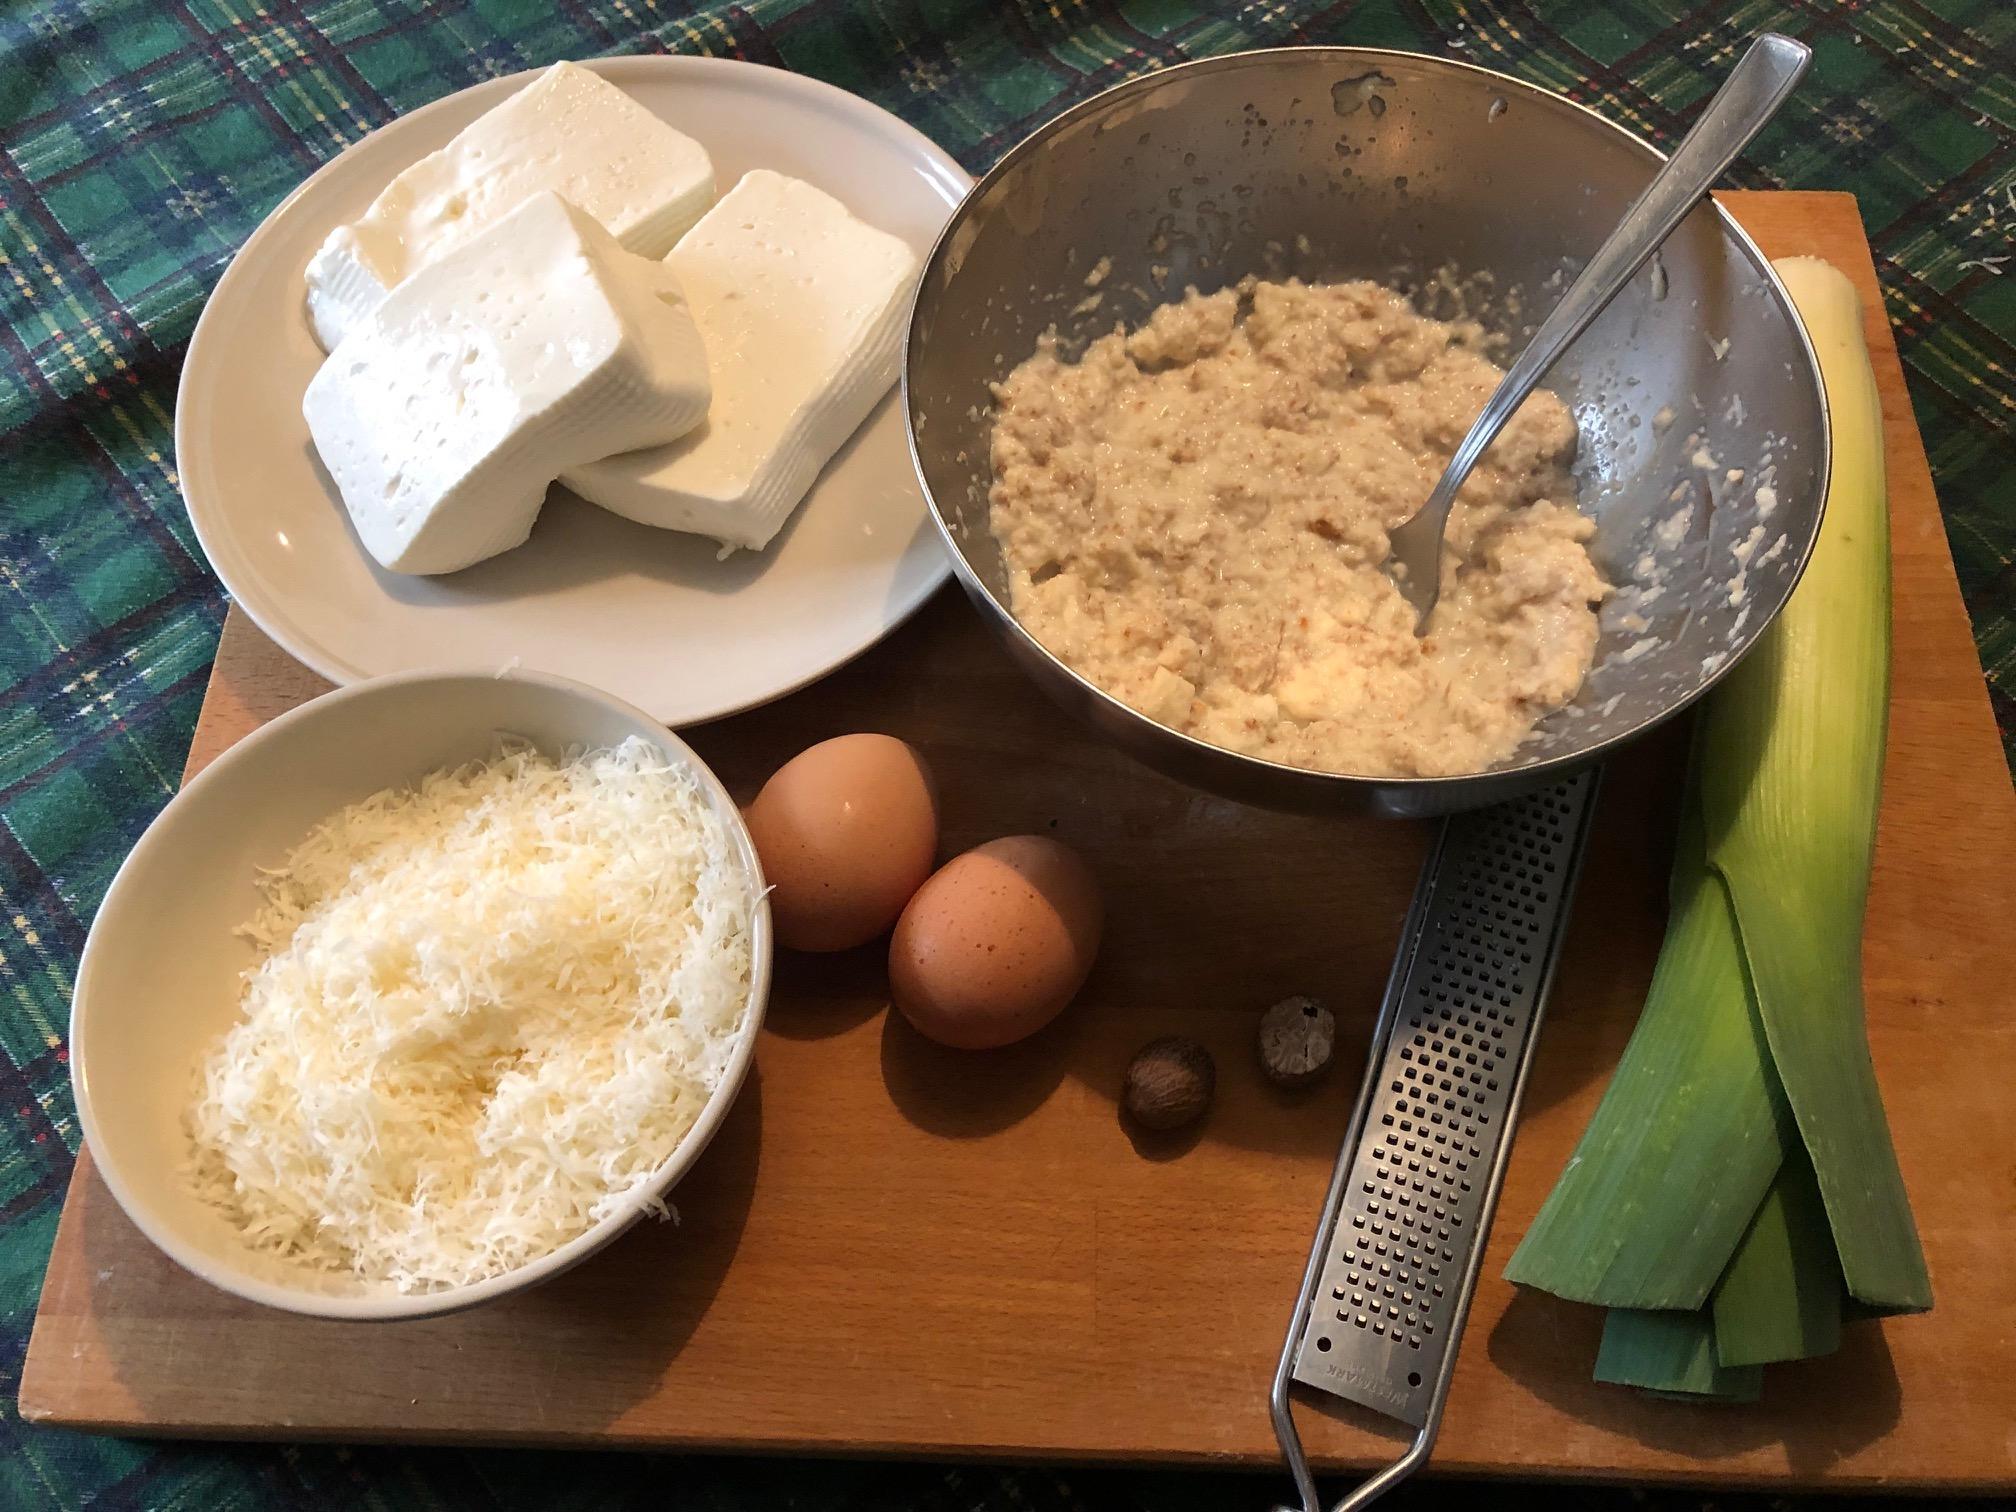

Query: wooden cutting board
(20, 192), (2016, 1492)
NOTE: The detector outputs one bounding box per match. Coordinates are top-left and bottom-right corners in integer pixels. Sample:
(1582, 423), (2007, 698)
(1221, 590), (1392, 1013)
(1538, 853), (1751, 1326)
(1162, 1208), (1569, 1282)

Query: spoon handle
(1393, 32), (1811, 630)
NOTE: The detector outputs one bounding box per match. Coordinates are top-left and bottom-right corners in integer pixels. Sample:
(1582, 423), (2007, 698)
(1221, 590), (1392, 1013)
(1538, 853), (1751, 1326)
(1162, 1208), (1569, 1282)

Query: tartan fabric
(2, 2), (2010, 1507)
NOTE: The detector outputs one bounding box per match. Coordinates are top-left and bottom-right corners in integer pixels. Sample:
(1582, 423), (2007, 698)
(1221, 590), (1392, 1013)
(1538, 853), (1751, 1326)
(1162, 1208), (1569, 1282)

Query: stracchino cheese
(303, 192), (710, 575)
(562, 170), (919, 552)
(304, 61), (714, 351)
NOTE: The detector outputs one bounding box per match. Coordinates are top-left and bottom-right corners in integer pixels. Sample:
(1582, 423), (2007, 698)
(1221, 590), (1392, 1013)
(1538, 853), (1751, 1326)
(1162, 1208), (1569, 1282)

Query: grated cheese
(186, 737), (755, 1293)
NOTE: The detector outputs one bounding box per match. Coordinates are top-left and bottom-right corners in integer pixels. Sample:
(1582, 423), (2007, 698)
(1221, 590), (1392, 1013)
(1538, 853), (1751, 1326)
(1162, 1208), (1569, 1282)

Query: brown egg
(744, 734), (938, 953)
(890, 835), (1103, 1049)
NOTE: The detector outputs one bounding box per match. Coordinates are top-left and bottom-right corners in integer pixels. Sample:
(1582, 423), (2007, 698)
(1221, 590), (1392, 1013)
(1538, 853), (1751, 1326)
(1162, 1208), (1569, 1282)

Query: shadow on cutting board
(1484, 1285), (1904, 1472)
(877, 1005), (1077, 1138)
(79, 1068), (764, 1439)
(501, 1067), (765, 1423)
(763, 940), (889, 1041)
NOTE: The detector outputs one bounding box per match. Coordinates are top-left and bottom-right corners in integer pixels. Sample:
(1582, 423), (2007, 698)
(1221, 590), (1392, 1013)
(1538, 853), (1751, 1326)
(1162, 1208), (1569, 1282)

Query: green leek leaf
(1505, 799), (1790, 1307)
(1596, 1307), (1761, 1402)
(1712, 1147), (1843, 1366)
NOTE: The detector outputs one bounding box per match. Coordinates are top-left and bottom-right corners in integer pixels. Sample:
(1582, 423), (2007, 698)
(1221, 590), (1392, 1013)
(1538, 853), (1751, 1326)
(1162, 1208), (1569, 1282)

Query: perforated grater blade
(1270, 770), (1602, 1512)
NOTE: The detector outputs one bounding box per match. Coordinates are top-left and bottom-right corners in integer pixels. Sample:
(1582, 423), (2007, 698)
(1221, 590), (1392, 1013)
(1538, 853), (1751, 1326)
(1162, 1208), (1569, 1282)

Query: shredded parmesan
(186, 738), (755, 1293)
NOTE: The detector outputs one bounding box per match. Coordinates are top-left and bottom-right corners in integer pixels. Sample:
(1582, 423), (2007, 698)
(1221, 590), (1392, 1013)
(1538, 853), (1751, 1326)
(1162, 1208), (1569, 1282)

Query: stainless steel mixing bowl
(903, 48), (1828, 818)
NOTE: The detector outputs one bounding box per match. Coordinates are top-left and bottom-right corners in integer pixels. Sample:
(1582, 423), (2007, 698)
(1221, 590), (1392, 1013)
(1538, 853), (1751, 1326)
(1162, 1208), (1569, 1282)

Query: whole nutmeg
(1258, 995), (1337, 1087)
(1123, 1036), (1215, 1131)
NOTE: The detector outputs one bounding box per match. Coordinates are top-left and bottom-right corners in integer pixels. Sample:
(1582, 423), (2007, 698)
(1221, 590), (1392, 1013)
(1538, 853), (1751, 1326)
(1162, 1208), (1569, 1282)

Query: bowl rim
(70, 666), (774, 1322)
(902, 44), (1831, 796)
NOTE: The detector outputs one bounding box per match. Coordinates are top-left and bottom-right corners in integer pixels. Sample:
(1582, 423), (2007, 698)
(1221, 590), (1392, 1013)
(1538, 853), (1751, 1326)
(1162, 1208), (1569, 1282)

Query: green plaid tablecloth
(3, 2), (2011, 1508)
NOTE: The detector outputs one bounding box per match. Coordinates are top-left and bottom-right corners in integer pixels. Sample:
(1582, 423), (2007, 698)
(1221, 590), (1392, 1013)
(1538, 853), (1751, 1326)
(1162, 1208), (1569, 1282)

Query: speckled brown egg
(890, 835), (1103, 1049)
(744, 734), (938, 953)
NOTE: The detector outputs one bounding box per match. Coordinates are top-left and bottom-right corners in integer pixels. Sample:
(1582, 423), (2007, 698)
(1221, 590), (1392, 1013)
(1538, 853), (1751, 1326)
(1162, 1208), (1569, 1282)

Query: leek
(1506, 255), (1930, 1395)
(1697, 256), (1929, 1313)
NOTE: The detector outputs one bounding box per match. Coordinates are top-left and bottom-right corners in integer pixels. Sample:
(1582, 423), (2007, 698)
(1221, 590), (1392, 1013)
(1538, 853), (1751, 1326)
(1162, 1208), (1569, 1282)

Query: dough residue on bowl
(987, 278), (1607, 778)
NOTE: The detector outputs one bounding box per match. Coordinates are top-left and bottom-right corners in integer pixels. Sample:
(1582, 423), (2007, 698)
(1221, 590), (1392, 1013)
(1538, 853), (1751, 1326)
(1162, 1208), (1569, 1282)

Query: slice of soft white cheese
(304, 61), (714, 351)
(560, 170), (920, 552)
(303, 192), (711, 576)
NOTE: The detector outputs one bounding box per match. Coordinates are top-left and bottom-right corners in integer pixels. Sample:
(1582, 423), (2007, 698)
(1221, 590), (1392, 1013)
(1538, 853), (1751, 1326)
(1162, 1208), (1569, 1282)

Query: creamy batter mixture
(987, 278), (1606, 778)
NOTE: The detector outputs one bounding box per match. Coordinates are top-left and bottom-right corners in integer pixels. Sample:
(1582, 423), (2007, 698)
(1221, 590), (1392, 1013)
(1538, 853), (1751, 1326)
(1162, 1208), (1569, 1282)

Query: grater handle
(1269, 770), (1603, 1512)
(1272, 1426), (1432, 1512)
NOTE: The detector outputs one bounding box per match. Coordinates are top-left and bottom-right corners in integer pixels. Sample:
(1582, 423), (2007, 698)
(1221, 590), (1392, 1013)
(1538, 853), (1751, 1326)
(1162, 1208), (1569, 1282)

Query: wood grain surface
(19, 193), (2016, 1491)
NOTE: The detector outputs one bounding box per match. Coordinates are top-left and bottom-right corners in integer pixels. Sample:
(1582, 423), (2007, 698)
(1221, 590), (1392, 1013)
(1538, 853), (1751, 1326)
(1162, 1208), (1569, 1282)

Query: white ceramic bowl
(70, 671), (772, 1321)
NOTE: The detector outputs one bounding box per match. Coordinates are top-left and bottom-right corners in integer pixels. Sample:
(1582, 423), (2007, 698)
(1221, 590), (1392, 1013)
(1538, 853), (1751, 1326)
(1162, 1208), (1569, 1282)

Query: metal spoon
(1383, 32), (1811, 633)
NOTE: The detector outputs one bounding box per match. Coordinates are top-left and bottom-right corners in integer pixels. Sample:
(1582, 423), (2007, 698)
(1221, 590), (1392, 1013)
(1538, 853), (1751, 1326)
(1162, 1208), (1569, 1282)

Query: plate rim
(176, 53), (970, 726)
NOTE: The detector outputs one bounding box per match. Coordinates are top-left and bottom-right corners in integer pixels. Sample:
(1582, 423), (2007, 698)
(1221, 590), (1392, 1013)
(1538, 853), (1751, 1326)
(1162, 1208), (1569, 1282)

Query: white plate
(178, 56), (970, 725)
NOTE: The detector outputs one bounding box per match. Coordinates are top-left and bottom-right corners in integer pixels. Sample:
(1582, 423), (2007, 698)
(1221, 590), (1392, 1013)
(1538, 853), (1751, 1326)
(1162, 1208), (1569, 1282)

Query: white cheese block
(303, 192), (711, 576)
(304, 61), (715, 351)
(561, 170), (920, 552)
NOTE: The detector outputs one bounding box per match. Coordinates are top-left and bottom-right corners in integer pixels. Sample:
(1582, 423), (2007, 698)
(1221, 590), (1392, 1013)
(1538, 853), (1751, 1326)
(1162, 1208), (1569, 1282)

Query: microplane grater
(1270, 769), (1602, 1512)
